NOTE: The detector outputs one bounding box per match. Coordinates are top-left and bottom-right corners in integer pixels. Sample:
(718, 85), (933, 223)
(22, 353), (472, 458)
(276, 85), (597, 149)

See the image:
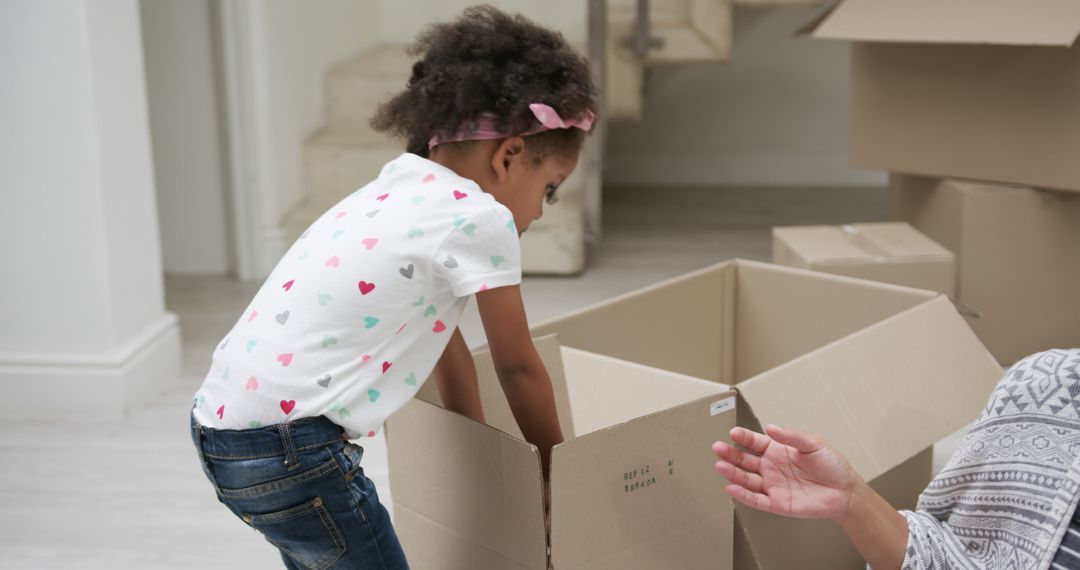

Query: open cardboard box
(387, 336), (738, 570)
(888, 174), (1080, 366)
(772, 222), (956, 297)
(530, 259), (1003, 569)
(801, 0), (1080, 193)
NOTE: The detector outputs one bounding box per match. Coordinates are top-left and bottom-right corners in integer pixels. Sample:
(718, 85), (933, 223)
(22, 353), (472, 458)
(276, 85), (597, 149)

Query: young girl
(189, 6), (597, 569)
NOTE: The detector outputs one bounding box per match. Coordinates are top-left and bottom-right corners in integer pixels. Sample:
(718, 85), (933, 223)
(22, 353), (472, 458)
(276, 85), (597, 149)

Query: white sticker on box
(710, 397), (735, 416)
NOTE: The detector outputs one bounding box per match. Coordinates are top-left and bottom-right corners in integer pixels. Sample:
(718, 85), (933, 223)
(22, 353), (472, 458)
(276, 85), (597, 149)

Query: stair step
(325, 45), (411, 130)
(302, 127), (402, 205)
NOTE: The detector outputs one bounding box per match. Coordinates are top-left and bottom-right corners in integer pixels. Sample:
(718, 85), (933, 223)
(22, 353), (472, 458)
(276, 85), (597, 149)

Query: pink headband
(428, 103), (596, 149)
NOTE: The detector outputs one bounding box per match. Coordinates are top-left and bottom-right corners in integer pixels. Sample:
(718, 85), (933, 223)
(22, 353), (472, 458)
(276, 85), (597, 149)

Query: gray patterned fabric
(898, 349), (1080, 570)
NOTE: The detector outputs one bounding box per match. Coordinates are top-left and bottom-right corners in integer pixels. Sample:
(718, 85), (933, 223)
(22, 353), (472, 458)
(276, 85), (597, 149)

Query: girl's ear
(491, 136), (526, 183)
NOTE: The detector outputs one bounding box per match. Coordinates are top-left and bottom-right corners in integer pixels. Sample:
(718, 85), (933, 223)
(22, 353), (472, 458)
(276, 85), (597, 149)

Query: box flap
(419, 335), (576, 440)
(736, 295), (1001, 482)
(393, 503), (541, 570)
(807, 0), (1080, 47)
(561, 346), (731, 435)
(387, 399), (547, 569)
(550, 392), (737, 570)
(734, 260), (934, 382)
(531, 262), (734, 384)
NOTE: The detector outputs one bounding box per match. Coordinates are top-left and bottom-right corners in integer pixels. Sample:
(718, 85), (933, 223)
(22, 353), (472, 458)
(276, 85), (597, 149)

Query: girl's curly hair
(370, 5), (599, 161)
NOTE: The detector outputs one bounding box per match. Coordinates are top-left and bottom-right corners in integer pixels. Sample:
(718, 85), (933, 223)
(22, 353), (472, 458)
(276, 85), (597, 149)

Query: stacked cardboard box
(772, 222), (956, 297)
(803, 0), (1080, 365)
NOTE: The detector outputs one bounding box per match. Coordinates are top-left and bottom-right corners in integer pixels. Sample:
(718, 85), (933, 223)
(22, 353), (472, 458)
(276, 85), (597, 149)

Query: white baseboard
(0, 313), (182, 421)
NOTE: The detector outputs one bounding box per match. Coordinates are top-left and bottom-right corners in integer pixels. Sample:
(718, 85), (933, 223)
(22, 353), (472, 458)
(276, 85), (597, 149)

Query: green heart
(222, 367), (230, 380)
(338, 408), (351, 419)
(507, 220), (516, 232)
(332, 230), (345, 240)
(298, 250), (310, 261)
(248, 421), (262, 429)
(424, 305), (437, 317)
(321, 335), (338, 348)
(407, 227), (423, 238)
(246, 340), (258, 353)
(364, 317), (380, 329)
(453, 215), (466, 227)
(491, 255), (505, 269)
(412, 297), (425, 307)
(318, 293), (332, 306)
(405, 373), (417, 386)
(368, 389), (380, 402)
(462, 224), (477, 236)
(412, 196), (425, 205)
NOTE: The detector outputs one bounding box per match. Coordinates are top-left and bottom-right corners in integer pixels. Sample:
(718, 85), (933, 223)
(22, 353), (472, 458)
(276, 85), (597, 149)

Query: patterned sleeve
(432, 204), (522, 297)
(874, 354), (1051, 570)
(892, 510), (973, 570)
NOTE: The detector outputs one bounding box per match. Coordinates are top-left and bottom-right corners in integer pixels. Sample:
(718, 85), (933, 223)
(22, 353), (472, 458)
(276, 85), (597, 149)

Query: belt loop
(279, 421), (301, 471)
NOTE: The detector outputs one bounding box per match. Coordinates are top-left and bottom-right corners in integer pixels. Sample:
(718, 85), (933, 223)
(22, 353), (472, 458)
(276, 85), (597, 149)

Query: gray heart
(276, 311), (290, 325)
(400, 264), (415, 279)
(444, 255), (458, 269)
(219, 337), (229, 350)
(366, 209), (381, 218)
(316, 374), (332, 388)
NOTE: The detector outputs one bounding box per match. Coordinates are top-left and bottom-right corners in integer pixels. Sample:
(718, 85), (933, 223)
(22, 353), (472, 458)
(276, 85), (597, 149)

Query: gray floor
(0, 186), (967, 569)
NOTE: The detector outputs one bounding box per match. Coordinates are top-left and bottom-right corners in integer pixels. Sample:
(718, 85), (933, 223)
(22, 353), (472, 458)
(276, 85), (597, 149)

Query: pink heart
(277, 353), (294, 367)
(396, 323), (407, 335)
(335, 211), (347, 219)
(422, 174), (436, 184)
(245, 376), (258, 391)
(247, 310), (258, 322)
(479, 284), (489, 292)
(377, 193), (390, 201)
(280, 400), (296, 415)
(453, 190), (468, 200)
(357, 281), (375, 296)
(382, 361), (392, 373)
(433, 320), (447, 333)
(216, 405), (225, 419)
(325, 256), (340, 268)
(362, 354), (371, 363)
(366, 431), (377, 437)
(362, 238), (378, 250)
(282, 279), (295, 292)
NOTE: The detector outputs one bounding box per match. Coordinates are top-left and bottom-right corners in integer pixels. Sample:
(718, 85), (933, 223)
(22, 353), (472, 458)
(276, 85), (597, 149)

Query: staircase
(282, 0), (816, 274)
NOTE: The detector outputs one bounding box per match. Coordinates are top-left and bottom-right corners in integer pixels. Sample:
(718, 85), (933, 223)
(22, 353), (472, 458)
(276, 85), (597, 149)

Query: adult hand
(712, 424), (858, 520)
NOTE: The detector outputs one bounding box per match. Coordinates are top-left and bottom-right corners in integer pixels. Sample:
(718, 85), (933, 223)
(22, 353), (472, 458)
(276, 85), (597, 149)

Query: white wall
(606, 6), (885, 187)
(251, 0), (381, 267)
(0, 0), (180, 418)
(141, 0), (231, 275)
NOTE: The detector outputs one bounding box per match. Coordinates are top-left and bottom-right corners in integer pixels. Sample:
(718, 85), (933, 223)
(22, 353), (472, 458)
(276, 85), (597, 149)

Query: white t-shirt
(192, 153), (522, 437)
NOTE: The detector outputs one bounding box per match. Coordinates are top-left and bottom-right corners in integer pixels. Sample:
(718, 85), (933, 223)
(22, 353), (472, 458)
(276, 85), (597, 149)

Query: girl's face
(486, 139), (579, 234)
(503, 153), (579, 234)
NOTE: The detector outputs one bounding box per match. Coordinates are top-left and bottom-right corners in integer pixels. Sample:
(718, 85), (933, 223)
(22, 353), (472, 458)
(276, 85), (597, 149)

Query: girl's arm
(432, 327), (485, 424)
(475, 285), (564, 478)
(713, 425), (908, 570)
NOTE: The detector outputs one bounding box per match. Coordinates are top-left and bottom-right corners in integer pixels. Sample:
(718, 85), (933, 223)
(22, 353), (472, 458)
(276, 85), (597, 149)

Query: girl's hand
(712, 424), (858, 521)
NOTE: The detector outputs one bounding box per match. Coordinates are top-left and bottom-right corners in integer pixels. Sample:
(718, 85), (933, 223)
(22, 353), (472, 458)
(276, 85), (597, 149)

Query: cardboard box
(530, 259), (1003, 569)
(802, 0), (1080, 193)
(888, 174), (1080, 366)
(772, 222), (956, 297)
(387, 336), (738, 570)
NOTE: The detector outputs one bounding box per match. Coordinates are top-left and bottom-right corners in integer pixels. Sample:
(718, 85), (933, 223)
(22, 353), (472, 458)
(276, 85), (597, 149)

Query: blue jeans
(190, 412), (409, 569)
